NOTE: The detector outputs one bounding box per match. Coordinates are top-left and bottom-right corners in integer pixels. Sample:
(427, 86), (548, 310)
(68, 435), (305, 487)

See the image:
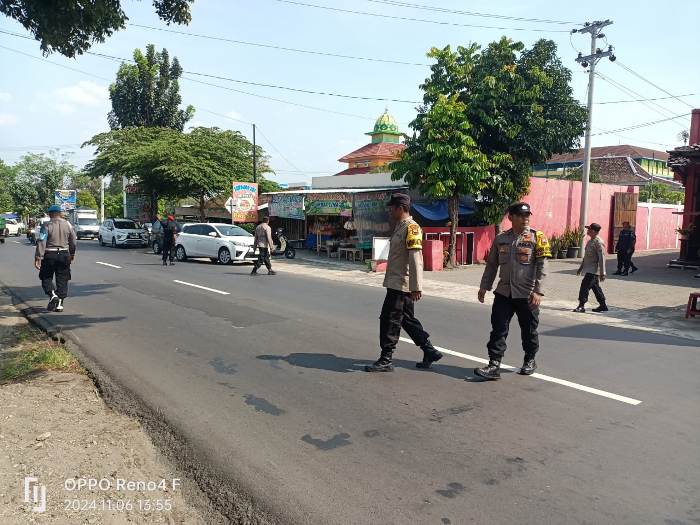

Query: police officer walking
(34, 205), (76, 313)
(574, 223), (608, 313)
(251, 216), (276, 276)
(365, 193), (442, 372)
(614, 221), (638, 276)
(475, 202), (550, 380)
(160, 214), (178, 266)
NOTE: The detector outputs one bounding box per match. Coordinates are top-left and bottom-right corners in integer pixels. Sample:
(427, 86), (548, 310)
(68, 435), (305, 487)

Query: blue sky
(1, 0), (698, 184)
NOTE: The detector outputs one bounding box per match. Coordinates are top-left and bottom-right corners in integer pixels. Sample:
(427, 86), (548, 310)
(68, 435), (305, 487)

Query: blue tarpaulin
(1, 213), (18, 219)
(411, 201), (474, 221)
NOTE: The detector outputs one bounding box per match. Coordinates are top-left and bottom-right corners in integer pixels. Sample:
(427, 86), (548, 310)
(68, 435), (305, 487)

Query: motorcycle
(271, 228), (296, 259)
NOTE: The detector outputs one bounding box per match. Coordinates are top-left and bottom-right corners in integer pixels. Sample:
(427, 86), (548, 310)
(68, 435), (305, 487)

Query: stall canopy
(411, 200), (474, 221)
(1, 213), (18, 219)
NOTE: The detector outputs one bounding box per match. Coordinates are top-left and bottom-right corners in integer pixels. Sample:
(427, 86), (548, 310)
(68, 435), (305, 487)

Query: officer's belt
(45, 248), (69, 252)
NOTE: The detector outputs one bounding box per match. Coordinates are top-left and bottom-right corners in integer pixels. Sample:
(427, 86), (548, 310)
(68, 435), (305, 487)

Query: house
(534, 145), (673, 179)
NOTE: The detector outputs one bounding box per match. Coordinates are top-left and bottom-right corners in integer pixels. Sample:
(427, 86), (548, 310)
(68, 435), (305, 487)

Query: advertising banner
(269, 194), (304, 219)
(305, 192), (352, 216)
(232, 182), (259, 223)
(54, 190), (77, 211)
(353, 191), (392, 244)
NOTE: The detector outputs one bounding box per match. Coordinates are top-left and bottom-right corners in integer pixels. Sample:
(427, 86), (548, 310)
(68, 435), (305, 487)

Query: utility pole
(100, 175), (104, 222)
(573, 20), (616, 254)
(252, 123), (257, 183)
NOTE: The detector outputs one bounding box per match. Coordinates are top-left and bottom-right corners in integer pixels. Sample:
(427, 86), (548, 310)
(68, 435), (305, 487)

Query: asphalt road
(1, 239), (698, 525)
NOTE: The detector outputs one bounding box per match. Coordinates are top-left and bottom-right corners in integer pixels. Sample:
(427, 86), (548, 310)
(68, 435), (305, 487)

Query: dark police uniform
(615, 227), (637, 274)
(366, 193), (442, 372)
(35, 215), (76, 310)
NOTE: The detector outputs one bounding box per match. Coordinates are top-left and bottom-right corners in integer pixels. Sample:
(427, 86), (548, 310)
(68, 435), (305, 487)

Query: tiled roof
(338, 142), (405, 162)
(587, 156), (682, 188)
(334, 167), (373, 176)
(547, 145), (669, 164)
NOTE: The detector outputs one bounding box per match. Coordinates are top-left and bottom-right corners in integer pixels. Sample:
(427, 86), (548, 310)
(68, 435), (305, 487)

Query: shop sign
(306, 192), (352, 216)
(270, 194), (304, 219)
(231, 182), (258, 222)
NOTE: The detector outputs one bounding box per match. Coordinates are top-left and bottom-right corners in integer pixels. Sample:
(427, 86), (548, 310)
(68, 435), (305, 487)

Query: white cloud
(0, 113), (18, 126)
(42, 81), (110, 114)
(0, 92), (12, 103)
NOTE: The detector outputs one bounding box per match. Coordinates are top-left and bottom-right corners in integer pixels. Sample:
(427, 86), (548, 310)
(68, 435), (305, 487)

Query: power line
(0, 42), (111, 81)
(267, 0), (572, 33)
(595, 71), (688, 128)
(1, 30), (420, 104)
(128, 23), (427, 67)
(364, 0), (576, 24)
(255, 126), (302, 173)
(592, 113), (691, 136)
(596, 93), (697, 105)
(614, 60), (695, 109)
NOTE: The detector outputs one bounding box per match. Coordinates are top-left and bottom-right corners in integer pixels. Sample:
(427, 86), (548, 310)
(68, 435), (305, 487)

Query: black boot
(162, 260), (168, 266)
(416, 341), (443, 369)
(631, 265), (638, 274)
(613, 270), (622, 275)
(592, 304), (609, 313)
(474, 359), (501, 380)
(620, 270), (628, 276)
(251, 267), (258, 275)
(520, 356), (537, 375)
(365, 351), (394, 372)
(573, 305), (586, 313)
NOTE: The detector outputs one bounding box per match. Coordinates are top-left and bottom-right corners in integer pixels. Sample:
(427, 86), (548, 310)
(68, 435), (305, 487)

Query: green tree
(103, 192), (123, 219)
(0, 160), (16, 212)
(76, 190), (98, 209)
(84, 126), (278, 221)
(392, 38), (586, 265)
(9, 152), (78, 216)
(639, 182), (685, 205)
(108, 45), (194, 131)
(1, 0), (194, 57)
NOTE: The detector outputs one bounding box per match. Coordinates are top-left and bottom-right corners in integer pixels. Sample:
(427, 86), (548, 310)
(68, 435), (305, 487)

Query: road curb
(0, 282), (280, 525)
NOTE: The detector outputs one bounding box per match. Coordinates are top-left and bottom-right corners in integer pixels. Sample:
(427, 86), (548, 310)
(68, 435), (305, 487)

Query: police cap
(507, 202), (532, 216)
(387, 193), (411, 208)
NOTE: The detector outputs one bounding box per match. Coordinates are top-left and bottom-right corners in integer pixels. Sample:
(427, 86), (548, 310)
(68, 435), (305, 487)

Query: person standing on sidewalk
(614, 221), (638, 276)
(251, 217), (276, 276)
(474, 202), (551, 380)
(365, 193), (443, 373)
(34, 205), (76, 313)
(574, 223), (608, 313)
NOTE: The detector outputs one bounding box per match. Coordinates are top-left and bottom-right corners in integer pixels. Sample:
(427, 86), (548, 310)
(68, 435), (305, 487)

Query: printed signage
(269, 194), (304, 219)
(54, 190), (77, 211)
(305, 192), (352, 216)
(231, 182), (258, 222)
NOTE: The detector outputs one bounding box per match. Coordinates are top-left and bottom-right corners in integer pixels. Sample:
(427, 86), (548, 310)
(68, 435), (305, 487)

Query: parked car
(98, 218), (148, 248)
(4, 218), (22, 236)
(31, 217), (50, 245)
(174, 223), (256, 264)
(0, 217), (7, 243)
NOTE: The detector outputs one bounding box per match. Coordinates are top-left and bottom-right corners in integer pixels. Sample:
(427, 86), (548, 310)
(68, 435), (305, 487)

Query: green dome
(371, 110), (400, 135)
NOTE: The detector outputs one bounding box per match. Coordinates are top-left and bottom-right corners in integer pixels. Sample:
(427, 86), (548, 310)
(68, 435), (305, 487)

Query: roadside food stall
(305, 192), (353, 256)
(268, 193), (306, 247)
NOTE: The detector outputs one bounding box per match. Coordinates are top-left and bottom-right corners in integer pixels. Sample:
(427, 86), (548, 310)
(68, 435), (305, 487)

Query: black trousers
(578, 273), (606, 306)
(486, 293), (539, 360)
(379, 288), (430, 353)
(616, 250), (636, 272)
(162, 241), (174, 262)
(253, 247), (272, 271)
(39, 251), (71, 299)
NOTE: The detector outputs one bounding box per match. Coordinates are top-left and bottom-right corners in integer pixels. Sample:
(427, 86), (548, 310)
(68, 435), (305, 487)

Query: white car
(5, 218), (22, 236)
(175, 223), (257, 265)
(33, 217), (50, 244)
(99, 218), (148, 248)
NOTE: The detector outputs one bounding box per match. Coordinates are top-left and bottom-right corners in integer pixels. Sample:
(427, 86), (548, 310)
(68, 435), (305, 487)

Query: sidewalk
(274, 250), (700, 341)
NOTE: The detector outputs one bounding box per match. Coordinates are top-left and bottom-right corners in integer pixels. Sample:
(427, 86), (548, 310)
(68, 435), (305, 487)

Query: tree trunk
(198, 195), (206, 222)
(447, 192), (459, 268)
(149, 190), (158, 222)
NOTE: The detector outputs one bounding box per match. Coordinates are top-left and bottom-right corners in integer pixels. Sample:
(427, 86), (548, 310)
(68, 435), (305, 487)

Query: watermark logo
(23, 477), (47, 513)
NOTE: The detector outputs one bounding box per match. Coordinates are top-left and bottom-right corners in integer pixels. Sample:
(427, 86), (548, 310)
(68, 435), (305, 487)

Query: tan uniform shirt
(254, 223), (274, 249)
(480, 227), (550, 299)
(35, 218), (76, 259)
(383, 217), (423, 293)
(579, 236), (606, 276)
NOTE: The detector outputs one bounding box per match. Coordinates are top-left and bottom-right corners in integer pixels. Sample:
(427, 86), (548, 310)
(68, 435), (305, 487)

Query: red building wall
(635, 204), (683, 250)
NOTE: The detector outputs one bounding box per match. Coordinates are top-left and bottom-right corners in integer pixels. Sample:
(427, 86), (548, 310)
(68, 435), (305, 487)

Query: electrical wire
(364, 0), (576, 24)
(128, 23), (428, 67)
(267, 0), (572, 33)
(591, 113), (691, 136)
(614, 60), (695, 109)
(0, 42), (111, 81)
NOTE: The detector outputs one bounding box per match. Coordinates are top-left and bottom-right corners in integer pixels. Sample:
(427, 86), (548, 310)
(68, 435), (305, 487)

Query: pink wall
(636, 204), (683, 250)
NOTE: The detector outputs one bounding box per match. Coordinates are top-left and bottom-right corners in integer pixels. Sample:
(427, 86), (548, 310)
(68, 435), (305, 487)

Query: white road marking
(399, 336), (642, 406)
(95, 261), (122, 269)
(173, 280), (230, 295)
(12, 240), (21, 244)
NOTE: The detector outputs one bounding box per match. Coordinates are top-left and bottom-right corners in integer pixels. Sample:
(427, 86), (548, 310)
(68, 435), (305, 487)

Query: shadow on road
(257, 352), (490, 381)
(541, 322), (699, 348)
